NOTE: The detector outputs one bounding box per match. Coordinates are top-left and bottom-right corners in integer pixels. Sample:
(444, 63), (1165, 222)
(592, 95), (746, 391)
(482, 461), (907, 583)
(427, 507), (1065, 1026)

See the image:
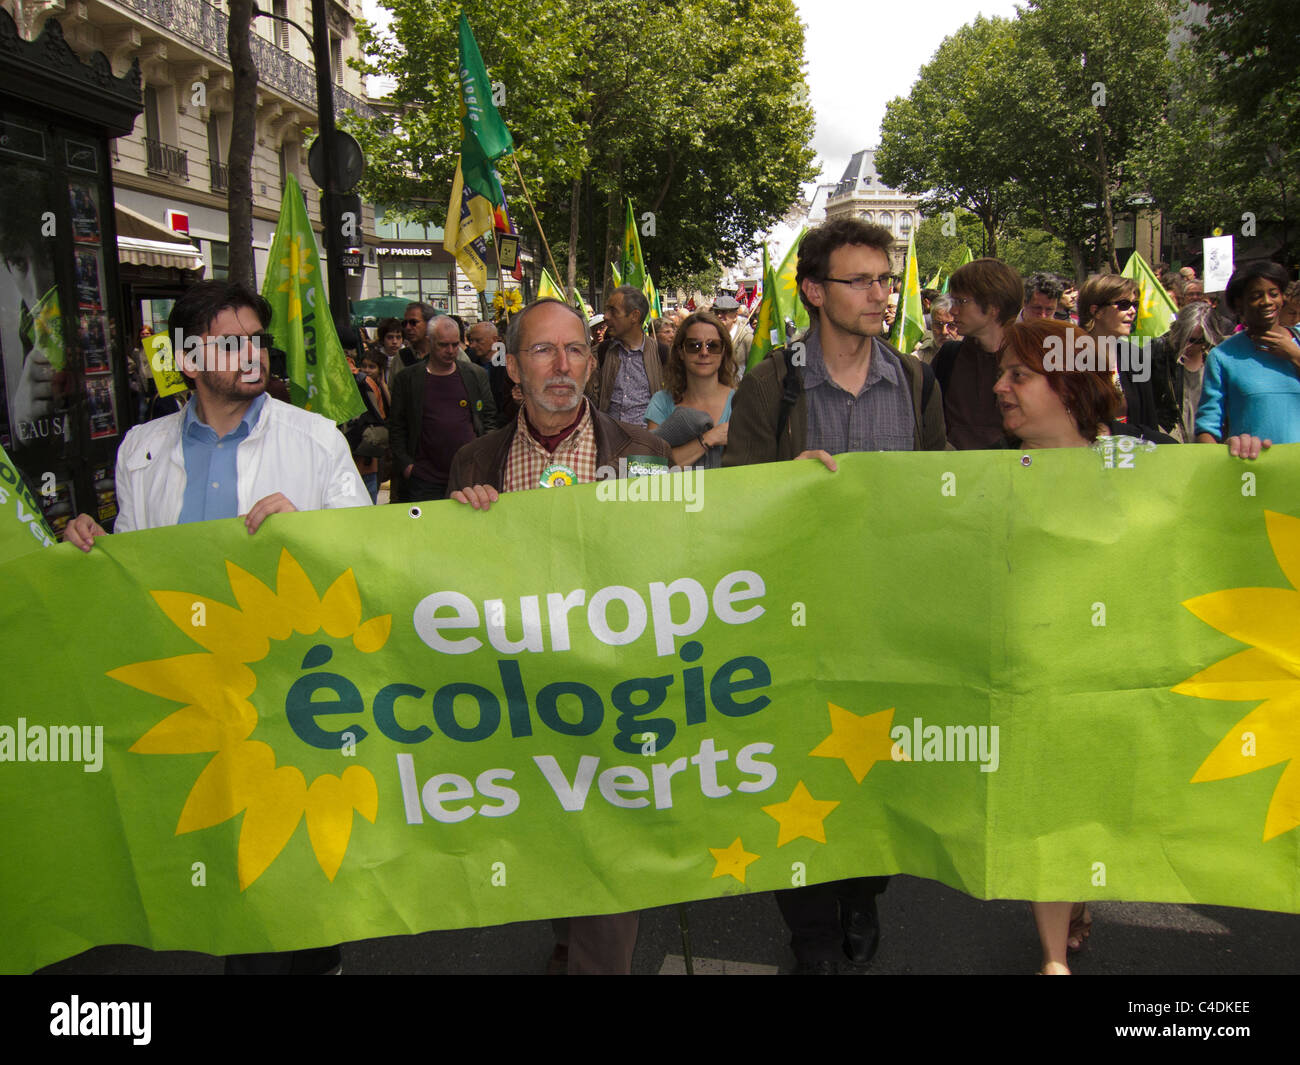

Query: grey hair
(928, 295), (953, 318)
(504, 298), (588, 354)
(406, 301), (437, 323)
(1024, 271), (1064, 303)
(1168, 300), (1225, 353)
(611, 284), (649, 325)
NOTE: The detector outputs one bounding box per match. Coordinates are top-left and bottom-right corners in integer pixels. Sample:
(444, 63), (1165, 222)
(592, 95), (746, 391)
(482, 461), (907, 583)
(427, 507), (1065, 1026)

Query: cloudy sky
(361, 0), (1026, 185)
(794, 0), (1024, 185)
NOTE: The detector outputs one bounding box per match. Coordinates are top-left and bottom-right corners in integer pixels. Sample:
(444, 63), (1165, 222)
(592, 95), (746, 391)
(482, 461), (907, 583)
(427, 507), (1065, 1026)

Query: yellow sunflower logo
(275, 237), (315, 322)
(109, 549), (391, 889)
(1175, 510), (1300, 841)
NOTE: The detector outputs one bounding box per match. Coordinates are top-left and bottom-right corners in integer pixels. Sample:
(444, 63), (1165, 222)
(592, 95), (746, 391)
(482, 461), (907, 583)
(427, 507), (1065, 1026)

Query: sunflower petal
(177, 742), (268, 833)
(237, 760), (307, 890)
(1263, 758), (1300, 841)
(109, 655), (254, 706)
(320, 569), (362, 638)
(149, 591), (270, 661)
(226, 561), (294, 641)
(1182, 588), (1300, 669)
(1173, 646), (1300, 701)
(1193, 691), (1300, 780)
(276, 549), (322, 635)
(1265, 511), (1300, 592)
(352, 615), (392, 654)
(131, 701), (257, 754)
(342, 765), (378, 823)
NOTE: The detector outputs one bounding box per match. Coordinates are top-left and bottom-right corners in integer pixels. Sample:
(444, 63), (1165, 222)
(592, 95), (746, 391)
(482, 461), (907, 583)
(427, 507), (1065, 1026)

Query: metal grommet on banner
(1020, 455), (1032, 467)
(408, 506), (422, 518)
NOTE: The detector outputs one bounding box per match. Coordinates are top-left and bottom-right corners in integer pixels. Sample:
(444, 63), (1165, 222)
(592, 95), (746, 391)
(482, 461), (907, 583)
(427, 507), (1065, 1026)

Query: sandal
(1067, 902), (1092, 953)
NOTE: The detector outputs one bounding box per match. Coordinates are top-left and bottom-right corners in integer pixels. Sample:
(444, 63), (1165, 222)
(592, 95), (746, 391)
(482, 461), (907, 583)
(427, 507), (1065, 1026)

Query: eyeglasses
(823, 274), (898, 292)
(936, 320), (959, 333)
(403, 318), (424, 327)
(683, 339), (724, 354)
(523, 342), (592, 362)
(1109, 300), (1139, 312)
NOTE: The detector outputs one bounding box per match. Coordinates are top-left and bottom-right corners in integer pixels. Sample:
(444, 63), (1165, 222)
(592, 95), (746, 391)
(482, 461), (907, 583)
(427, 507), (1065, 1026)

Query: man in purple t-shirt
(389, 315), (498, 502)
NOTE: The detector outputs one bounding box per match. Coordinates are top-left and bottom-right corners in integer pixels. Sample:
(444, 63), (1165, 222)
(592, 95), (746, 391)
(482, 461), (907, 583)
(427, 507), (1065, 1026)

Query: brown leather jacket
(447, 405), (673, 492)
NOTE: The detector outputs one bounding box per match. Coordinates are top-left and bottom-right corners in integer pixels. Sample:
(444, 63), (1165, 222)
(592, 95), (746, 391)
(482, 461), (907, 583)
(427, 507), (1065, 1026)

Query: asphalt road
(37, 873), (1300, 976)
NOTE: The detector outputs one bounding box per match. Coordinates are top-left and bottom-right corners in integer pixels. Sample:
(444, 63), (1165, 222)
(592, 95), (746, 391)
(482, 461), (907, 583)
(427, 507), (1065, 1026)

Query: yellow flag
(443, 157), (495, 293)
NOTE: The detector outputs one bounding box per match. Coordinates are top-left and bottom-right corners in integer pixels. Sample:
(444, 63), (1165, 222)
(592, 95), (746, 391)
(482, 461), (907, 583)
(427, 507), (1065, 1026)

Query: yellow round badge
(539, 463), (576, 487)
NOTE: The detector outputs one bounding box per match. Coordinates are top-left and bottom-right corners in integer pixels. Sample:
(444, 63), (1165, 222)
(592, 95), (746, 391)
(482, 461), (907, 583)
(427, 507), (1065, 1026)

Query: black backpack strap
(775, 345), (803, 441)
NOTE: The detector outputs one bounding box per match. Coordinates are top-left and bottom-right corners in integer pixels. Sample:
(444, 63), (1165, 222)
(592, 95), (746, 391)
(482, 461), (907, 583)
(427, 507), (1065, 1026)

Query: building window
(899, 213), (913, 236)
(144, 86), (161, 143)
(331, 37), (344, 86)
(272, 0), (290, 49)
(379, 259), (452, 309)
(208, 240), (230, 280)
(879, 211), (893, 233)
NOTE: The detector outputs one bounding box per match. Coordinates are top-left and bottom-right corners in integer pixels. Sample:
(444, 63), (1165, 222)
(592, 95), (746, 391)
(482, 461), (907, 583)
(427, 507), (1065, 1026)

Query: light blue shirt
(178, 392), (268, 523)
(1195, 329), (1300, 443)
(645, 389), (734, 426)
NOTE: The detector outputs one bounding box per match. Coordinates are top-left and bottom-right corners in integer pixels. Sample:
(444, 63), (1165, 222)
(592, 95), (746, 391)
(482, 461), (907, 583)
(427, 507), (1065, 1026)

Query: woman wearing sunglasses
(1153, 301), (1225, 441)
(1195, 261), (1300, 446)
(1078, 274), (1162, 437)
(645, 310), (737, 468)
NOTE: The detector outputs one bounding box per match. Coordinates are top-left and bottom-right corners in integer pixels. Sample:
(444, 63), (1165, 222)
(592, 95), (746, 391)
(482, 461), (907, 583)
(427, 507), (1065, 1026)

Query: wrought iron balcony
(145, 136), (189, 178)
(112, 0), (375, 120)
(209, 158), (228, 191)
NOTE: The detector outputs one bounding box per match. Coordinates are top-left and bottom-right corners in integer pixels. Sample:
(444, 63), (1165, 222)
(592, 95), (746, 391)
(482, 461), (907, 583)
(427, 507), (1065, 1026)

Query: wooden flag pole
(509, 155), (565, 296)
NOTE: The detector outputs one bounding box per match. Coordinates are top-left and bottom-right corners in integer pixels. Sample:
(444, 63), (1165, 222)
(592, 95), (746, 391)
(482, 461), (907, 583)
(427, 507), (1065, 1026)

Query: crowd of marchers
(62, 217), (1300, 974)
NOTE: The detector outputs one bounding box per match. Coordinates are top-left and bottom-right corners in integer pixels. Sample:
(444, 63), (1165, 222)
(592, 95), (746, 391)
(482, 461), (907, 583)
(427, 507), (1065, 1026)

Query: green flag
(456, 13), (511, 205)
(610, 262), (623, 288)
(538, 267), (565, 301)
(262, 175), (364, 424)
(620, 199), (647, 293)
(747, 244), (782, 368)
(0, 443), (55, 563)
(1121, 251), (1178, 339)
(775, 227), (809, 331)
(890, 230), (926, 355)
(925, 268), (943, 291)
(941, 246), (973, 293)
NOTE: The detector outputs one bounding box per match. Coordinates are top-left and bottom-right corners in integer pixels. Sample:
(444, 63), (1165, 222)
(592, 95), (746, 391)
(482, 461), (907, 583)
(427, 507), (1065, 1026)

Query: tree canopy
(348, 0), (817, 299)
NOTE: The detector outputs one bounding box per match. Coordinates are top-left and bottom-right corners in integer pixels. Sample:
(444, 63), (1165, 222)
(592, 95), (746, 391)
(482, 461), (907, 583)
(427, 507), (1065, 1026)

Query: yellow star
(762, 781), (839, 847)
(709, 837), (761, 884)
(809, 703), (904, 783)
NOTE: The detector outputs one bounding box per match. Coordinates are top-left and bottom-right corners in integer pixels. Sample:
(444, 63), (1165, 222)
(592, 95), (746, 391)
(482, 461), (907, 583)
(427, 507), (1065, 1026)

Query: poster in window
(93, 463), (117, 523)
(69, 182), (101, 244)
(79, 313), (110, 375)
(39, 478), (74, 536)
(0, 162), (70, 451)
(85, 378), (118, 440)
(75, 249), (103, 311)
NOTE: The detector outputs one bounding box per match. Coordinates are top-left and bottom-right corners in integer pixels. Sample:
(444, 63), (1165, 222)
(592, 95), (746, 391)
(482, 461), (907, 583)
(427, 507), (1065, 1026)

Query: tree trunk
(1067, 241), (1089, 284)
(1096, 129), (1119, 273)
(567, 177), (581, 293)
(227, 0), (258, 288)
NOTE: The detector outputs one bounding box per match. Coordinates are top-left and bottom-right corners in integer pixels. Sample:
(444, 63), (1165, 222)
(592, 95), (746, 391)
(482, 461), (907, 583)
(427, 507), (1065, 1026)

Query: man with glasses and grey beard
(447, 297), (670, 973)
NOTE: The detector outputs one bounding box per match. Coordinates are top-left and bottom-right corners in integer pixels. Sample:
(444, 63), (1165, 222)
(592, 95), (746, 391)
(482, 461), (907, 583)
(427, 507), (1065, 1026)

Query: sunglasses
(1108, 300), (1139, 312)
(684, 340), (724, 354)
(403, 318), (424, 326)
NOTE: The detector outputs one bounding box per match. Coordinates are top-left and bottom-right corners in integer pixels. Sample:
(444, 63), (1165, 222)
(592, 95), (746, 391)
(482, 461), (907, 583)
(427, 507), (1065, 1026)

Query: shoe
(841, 897), (881, 966)
(792, 958), (838, 974)
(1067, 903), (1092, 953)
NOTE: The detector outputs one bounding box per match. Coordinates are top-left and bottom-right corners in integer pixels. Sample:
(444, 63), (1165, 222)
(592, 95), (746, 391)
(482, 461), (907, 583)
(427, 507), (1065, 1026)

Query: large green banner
(2, 446), (1298, 973)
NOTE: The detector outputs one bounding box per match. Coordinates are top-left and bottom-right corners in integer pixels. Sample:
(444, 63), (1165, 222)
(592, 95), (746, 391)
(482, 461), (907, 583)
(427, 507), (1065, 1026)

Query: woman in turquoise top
(1195, 261), (1300, 444)
(645, 311), (737, 468)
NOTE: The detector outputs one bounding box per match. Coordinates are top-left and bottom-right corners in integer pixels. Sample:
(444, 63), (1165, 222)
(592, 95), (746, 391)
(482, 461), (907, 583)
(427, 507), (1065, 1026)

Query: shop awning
(115, 204), (205, 272)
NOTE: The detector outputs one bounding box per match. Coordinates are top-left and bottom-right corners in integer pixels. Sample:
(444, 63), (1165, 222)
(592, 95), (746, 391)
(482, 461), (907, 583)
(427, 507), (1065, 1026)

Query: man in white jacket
(65, 280), (368, 549)
(62, 280), (367, 974)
